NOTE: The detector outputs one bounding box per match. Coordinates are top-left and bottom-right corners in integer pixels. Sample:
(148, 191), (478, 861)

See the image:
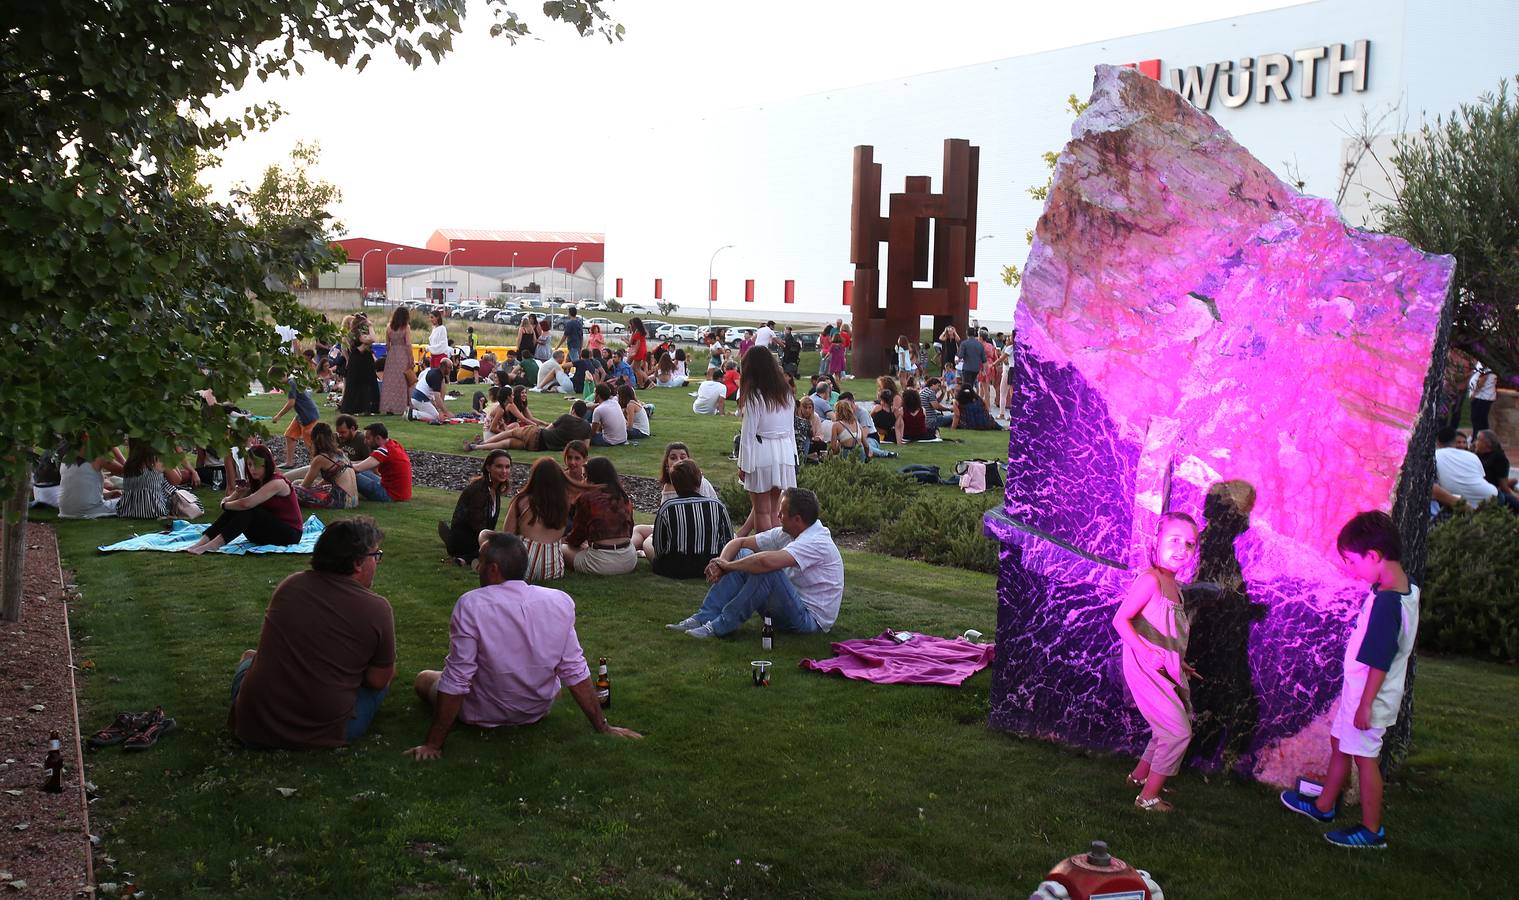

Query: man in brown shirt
(228, 517), (396, 749)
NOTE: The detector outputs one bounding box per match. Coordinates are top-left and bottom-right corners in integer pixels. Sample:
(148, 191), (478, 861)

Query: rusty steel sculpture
(848, 139), (981, 378)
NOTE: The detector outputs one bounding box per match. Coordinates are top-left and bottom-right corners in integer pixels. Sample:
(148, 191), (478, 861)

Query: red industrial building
(333, 229), (605, 297)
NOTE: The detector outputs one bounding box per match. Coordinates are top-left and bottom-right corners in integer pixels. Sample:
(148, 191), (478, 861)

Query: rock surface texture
(985, 66), (1455, 784)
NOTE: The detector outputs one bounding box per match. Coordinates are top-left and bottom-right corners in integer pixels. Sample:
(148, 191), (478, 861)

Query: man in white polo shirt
(754, 320), (777, 350)
(1434, 424), (1498, 508)
(666, 488), (843, 638)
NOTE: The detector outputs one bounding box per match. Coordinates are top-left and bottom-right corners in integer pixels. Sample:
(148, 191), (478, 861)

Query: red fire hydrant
(1030, 840), (1163, 900)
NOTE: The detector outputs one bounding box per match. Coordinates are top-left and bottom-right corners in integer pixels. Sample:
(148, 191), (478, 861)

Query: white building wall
(603, 0), (1517, 326)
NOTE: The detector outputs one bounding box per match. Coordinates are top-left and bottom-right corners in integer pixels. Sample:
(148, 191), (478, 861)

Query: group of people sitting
(228, 471), (843, 757)
(1432, 424), (1519, 514)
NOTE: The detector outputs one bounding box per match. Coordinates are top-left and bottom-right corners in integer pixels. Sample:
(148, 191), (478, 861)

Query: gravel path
(265, 438), (666, 512)
(0, 524), (91, 898)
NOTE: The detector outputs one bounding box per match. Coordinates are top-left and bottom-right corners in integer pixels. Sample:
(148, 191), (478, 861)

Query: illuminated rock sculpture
(984, 65), (1455, 784)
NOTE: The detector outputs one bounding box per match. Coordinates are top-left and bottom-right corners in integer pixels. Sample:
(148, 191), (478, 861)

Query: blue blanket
(97, 515), (325, 555)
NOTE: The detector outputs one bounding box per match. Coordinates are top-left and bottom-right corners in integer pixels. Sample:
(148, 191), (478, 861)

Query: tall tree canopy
(1378, 77), (1519, 380)
(0, 0), (619, 618)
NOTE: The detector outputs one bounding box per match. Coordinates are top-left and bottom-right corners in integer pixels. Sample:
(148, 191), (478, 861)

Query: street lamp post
(511, 251), (519, 296)
(707, 244), (735, 330)
(384, 246), (406, 303)
(548, 246), (578, 306)
(360, 248), (382, 295)
(443, 247), (467, 303)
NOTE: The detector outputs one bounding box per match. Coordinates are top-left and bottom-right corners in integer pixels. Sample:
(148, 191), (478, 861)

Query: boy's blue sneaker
(1325, 825), (1387, 849)
(1279, 789), (1336, 822)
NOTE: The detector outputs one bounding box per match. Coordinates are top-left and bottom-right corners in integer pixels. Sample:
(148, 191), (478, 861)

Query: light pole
(443, 247), (467, 303)
(707, 243), (735, 329)
(360, 248), (382, 296)
(511, 251), (519, 295)
(384, 246), (406, 302)
(548, 246), (578, 305)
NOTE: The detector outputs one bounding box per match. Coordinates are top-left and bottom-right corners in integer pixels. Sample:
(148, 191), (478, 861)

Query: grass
(40, 490), (1519, 898)
(247, 354), (1010, 485)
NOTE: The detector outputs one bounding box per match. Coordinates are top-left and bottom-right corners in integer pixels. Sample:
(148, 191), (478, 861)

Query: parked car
(578, 301), (607, 311)
(585, 317), (626, 335)
(666, 324), (703, 342)
(724, 326), (757, 348)
(621, 303), (653, 315)
(796, 331), (820, 351)
(639, 320), (672, 338)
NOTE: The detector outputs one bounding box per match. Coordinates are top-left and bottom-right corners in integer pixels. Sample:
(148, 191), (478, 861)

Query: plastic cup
(750, 660), (772, 687)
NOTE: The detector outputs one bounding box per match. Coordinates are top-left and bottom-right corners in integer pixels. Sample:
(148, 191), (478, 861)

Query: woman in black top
(340, 313), (380, 414)
(438, 450), (514, 565)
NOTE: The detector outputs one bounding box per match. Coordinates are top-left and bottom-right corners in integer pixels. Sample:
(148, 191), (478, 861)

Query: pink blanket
(800, 631), (994, 686)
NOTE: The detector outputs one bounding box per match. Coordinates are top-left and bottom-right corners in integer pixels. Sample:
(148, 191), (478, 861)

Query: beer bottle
(761, 616), (774, 652)
(42, 731), (63, 793)
(596, 657), (611, 709)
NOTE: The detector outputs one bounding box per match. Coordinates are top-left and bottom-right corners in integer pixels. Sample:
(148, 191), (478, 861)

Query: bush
(870, 493), (1000, 573)
(1422, 502), (1519, 662)
(717, 457), (919, 534)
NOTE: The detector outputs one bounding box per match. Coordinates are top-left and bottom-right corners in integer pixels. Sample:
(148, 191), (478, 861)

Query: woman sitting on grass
(499, 457), (571, 581)
(293, 423), (359, 509)
(900, 388), (937, 441)
(438, 450), (513, 566)
(465, 386), (547, 452)
(115, 439), (180, 520)
(561, 457), (637, 576)
(185, 445), (301, 554)
(794, 397), (828, 463)
(632, 442), (719, 553)
(619, 383), (652, 440)
(646, 459), (734, 579)
(951, 385), (1002, 431)
(829, 398), (870, 461)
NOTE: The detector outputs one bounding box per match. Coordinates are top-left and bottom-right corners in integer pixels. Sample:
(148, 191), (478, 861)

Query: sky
(201, 0), (1303, 246)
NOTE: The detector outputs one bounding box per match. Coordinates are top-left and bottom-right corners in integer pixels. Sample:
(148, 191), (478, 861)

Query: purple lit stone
(986, 66), (1455, 784)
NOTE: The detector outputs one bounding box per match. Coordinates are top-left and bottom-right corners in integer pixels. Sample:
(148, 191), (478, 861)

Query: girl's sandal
(1134, 795), (1174, 813)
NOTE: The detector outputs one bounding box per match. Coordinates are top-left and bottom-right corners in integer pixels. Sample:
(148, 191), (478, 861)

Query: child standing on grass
(1112, 512), (1200, 813)
(1280, 510), (1419, 849)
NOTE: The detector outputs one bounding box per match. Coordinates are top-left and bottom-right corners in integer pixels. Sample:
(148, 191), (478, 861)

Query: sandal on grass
(87, 712), (145, 749)
(1134, 795), (1174, 813)
(122, 706), (177, 752)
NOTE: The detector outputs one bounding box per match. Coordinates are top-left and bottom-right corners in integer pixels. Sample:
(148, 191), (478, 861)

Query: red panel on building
(842, 280), (853, 307)
(784, 280), (795, 304)
(615, 277), (623, 298)
(654, 278), (663, 300)
(745, 279), (755, 302)
(332, 237), (445, 295)
(969, 280), (979, 311)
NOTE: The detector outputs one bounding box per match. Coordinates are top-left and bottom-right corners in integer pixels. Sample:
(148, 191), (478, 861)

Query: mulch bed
(0, 523), (91, 898)
(265, 438), (666, 512)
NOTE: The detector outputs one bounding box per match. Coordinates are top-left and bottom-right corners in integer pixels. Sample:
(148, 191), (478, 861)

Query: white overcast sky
(202, 0), (1301, 245)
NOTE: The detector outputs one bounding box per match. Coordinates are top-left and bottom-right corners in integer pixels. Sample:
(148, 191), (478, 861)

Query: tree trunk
(1, 471), (30, 622)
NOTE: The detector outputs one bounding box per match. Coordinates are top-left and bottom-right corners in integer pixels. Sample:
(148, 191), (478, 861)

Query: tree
(240, 141), (346, 240)
(0, 0), (621, 621)
(1377, 78), (1519, 381)
(657, 300), (679, 317)
(1001, 94), (1088, 290)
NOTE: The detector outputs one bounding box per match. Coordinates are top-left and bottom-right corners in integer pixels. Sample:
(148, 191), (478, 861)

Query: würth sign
(1124, 40), (1370, 111)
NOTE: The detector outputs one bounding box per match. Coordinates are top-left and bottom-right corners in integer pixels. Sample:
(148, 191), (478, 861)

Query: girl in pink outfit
(1112, 512), (1200, 812)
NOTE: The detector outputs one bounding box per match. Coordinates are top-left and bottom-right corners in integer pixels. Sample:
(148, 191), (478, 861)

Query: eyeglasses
(367, 550), (384, 561)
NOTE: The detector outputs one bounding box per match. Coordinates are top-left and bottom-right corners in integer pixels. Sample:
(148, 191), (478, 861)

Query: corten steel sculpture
(849, 139), (981, 378)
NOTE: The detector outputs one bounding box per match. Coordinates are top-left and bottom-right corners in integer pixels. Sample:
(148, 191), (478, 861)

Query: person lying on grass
(406, 532), (641, 760)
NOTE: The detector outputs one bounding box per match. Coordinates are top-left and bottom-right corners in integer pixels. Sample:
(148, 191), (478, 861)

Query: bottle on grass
(596, 657), (611, 709)
(42, 731), (63, 793)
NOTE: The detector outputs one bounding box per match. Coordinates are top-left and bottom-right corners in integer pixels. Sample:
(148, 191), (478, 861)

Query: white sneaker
(685, 623), (717, 639)
(665, 617), (701, 631)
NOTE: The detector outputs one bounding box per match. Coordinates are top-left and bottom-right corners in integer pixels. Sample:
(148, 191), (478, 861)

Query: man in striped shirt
(648, 461), (734, 579)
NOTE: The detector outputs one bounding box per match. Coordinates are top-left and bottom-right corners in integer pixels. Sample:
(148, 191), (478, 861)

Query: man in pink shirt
(405, 533), (641, 760)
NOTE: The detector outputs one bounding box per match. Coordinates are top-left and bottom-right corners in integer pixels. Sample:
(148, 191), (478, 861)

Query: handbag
(171, 488), (204, 520)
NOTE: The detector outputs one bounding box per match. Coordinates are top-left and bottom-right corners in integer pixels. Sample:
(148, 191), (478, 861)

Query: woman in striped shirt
(116, 440), (179, 520)
(648, 460), (734, 580)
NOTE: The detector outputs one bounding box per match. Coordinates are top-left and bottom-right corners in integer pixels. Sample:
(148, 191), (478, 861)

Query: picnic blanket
(98, 515), (325, 555)
(800, 631), (994, 686)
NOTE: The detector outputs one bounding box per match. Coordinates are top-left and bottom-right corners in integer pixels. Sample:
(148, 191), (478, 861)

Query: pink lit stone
(986, 65), (1454, 784)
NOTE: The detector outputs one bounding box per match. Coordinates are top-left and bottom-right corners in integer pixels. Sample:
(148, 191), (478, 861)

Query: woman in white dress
(735, 345), (797, 536)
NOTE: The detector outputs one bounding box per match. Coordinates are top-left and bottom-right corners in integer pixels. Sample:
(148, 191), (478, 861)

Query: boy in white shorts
(1279, 511), (1419, 849)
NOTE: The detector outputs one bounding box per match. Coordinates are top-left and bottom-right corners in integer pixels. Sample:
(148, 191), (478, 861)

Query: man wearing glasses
(228, 517), (397, 749)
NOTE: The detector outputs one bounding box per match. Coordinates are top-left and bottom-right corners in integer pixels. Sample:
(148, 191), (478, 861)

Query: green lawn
(248, 353), (1009, 485)
(43, 490), (1519, 898)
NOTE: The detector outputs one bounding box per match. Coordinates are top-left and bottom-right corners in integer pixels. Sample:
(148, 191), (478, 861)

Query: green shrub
(718, 458), (919, 534)
(870, 493), (1001, 573)
(1422, 502), (1519, 662)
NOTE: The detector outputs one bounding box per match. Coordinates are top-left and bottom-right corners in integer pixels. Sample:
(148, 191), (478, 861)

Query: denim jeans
(693, 550), (821, 636)
(230, 655), (388, 745)
(355, 470), (391, 502)
(591, 433), (626, 447)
